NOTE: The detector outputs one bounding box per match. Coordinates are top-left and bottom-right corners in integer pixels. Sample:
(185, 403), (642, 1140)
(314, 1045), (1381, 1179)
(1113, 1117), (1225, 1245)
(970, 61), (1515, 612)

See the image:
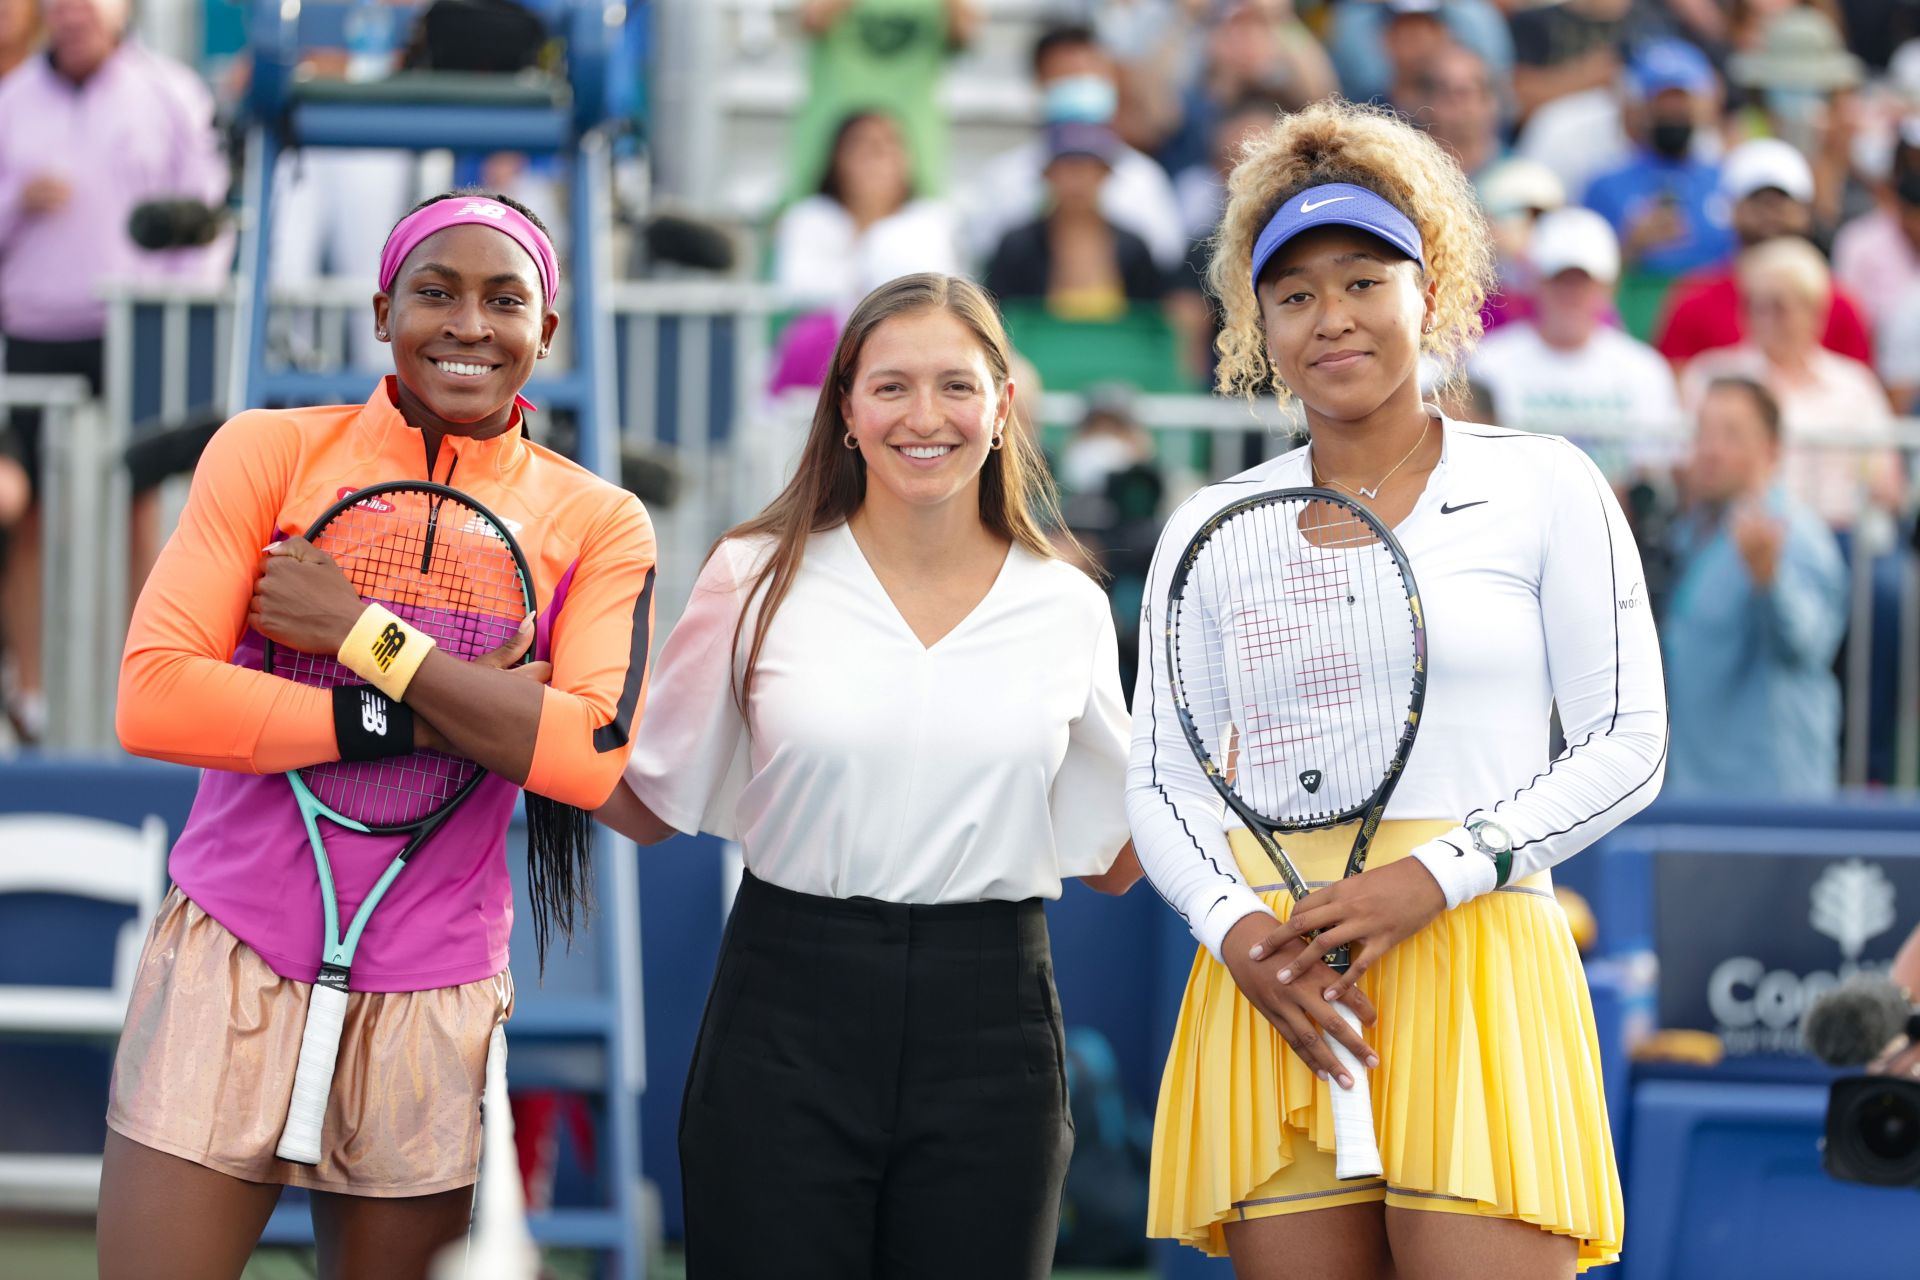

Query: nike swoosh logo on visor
(1301, 196), (1357, 213)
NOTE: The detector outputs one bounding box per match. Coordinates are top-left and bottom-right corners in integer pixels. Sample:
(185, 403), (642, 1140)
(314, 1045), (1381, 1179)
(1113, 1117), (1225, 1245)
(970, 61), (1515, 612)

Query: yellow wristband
(338, 603), (436, 701)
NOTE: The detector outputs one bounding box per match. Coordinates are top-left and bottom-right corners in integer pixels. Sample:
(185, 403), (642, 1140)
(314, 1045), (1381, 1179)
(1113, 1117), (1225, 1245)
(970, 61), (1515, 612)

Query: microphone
(1803, 975), (1918, 1067)
(128, 200), (229, 251)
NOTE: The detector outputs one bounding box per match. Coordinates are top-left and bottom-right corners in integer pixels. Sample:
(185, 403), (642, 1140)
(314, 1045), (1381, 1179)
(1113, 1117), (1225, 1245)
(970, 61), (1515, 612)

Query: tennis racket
(267, 480), (535, 1166)
(1165, 486), (1426, 1181)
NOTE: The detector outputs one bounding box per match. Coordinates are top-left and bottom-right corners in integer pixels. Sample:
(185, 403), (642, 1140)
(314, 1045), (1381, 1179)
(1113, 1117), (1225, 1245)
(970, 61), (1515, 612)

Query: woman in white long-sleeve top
(597, 272), (1140, 1279)
(1125, 99), (1667, 1279)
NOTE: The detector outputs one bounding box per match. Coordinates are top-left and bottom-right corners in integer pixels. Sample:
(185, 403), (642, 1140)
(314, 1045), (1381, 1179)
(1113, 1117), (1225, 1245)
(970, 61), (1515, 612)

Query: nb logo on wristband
(360, 691), (388, 736)
(371, 622), (407, 671)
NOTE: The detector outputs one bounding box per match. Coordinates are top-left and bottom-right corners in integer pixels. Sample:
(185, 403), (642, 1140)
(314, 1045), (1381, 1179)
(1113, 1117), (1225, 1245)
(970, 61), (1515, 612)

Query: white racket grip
(277, 982), (349, 1165)
(1328, 1002), (1383, 1180)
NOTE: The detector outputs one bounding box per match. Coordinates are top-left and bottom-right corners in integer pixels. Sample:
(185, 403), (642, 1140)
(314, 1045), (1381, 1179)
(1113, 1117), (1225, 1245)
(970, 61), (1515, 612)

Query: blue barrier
(12, 765), (1920, 1273)
(1624, 1075), (1915, 1280)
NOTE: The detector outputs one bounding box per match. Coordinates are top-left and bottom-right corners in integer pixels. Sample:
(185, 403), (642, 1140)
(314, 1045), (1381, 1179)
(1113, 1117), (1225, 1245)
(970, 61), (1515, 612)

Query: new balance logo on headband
(458, 200), (508, 220)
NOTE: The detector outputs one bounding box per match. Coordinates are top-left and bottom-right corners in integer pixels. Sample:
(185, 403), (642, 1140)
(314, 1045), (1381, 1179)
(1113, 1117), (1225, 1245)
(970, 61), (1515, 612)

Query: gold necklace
(1313, 419), (1431, 500)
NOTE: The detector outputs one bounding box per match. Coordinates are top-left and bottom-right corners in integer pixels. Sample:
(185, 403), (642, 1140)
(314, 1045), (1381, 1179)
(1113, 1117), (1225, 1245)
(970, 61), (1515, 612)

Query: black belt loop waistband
(731, 869), (1047, 949)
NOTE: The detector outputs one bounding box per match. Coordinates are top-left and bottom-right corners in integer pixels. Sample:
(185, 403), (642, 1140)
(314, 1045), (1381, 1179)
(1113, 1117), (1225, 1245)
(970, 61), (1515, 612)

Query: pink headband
(378, 197), (559, 306)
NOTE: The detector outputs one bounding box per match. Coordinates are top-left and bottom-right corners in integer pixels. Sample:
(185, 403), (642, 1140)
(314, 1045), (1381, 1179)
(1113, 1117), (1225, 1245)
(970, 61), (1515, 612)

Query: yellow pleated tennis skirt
(1149, 821), (1623, 1270)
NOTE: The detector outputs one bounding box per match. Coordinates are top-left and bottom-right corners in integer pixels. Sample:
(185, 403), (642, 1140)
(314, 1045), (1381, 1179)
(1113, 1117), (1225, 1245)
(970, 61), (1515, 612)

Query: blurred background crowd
(4, 0), (1920, 799)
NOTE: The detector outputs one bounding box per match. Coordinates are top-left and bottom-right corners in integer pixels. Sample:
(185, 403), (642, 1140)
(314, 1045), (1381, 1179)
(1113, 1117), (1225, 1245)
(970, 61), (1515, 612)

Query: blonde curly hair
(1208, 98), (1497, 402)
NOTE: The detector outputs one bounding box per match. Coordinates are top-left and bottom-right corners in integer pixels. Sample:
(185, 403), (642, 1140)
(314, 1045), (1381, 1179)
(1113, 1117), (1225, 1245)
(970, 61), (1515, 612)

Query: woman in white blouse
(773, 112), (963, 309)
(597, 272), (1139, 1278)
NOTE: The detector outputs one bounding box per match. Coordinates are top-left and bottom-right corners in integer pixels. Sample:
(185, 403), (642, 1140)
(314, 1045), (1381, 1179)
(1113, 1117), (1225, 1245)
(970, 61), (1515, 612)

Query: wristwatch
(1466, 818), (1514, 889)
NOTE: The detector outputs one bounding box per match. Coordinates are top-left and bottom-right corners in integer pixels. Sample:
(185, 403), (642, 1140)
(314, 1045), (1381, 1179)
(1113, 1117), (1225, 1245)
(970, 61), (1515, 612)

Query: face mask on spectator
(1764, 88), (1827, 155)
(1061, 433), (1140, 494)
(1650, 119), (1694, 160)
(1044, 75), (1117, 125)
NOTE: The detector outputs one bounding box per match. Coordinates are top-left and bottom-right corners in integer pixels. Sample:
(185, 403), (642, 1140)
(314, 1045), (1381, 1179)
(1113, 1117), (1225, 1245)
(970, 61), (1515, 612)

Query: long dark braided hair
(389, 188), (595, 972)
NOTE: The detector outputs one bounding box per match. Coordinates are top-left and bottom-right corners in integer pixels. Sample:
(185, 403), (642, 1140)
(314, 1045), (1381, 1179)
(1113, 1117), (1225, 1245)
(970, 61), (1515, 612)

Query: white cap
(1890, 38), (1920, 102)
(1478, 158), (1566, 220)
(1721, 137), (1815, 203)
(1528, 207), (1620, 283)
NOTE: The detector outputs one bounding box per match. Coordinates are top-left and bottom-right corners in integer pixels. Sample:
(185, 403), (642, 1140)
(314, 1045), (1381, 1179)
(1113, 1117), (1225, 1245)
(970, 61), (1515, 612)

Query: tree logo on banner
(1810, 859), (1897, 964)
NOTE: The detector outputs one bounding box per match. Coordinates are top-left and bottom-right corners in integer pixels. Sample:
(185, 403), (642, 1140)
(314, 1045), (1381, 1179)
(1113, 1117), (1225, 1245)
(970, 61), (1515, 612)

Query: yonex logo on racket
(371, 622), (408, 671)
(1299, 769), (1323, 794)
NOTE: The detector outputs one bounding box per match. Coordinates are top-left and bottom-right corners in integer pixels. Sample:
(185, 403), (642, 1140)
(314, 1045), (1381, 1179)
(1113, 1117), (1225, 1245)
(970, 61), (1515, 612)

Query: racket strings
(272, 492), (530, 829)
(1171, 496), (1418, 828)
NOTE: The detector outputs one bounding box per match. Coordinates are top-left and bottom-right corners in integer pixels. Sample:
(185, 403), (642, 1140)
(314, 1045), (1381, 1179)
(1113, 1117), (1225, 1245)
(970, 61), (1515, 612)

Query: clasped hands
(1222, 857), (1447, 1090)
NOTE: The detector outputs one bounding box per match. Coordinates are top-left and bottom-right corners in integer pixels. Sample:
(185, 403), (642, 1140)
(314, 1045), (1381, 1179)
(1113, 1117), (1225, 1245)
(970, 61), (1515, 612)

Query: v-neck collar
(835, 521), (1019, 653)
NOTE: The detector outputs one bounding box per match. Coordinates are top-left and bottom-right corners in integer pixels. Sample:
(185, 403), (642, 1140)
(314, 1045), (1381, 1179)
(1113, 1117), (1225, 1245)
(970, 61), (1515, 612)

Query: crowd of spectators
(4, 0), (1920, 796)
(781, 0), (1920, 798)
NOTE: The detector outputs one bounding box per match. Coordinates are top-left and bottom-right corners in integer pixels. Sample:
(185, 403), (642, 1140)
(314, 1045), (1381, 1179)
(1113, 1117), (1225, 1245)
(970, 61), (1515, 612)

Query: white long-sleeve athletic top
(1126, 414), (1669, 961)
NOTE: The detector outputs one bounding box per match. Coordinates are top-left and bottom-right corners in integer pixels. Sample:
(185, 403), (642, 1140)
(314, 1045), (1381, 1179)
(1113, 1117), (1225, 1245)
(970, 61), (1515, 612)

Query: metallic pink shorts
(107, 888), (513, 1197)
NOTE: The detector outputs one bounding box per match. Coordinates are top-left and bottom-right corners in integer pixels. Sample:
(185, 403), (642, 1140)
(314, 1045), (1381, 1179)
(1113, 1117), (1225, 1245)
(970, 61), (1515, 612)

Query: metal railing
(29, 279), (1919, 790)
(0, 375), (116, 752)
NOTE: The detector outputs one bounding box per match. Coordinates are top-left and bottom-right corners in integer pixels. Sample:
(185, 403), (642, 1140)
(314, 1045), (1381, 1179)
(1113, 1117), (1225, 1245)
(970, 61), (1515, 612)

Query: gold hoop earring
(844, 430), (859, 450)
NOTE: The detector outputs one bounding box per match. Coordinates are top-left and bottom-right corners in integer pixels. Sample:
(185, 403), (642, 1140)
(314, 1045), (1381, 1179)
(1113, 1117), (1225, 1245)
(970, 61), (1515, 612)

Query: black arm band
(331, 685), (415, 762)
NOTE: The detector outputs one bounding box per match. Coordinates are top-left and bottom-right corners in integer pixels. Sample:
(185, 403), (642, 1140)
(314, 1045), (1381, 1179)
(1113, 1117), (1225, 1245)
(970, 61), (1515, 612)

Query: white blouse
(772, 196), (964, 309)
(626, 525), (1132, 903)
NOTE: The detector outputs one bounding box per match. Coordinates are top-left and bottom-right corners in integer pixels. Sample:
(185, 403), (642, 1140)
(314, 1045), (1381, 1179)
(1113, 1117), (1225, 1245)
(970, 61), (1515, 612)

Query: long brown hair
(722, 273), (1069, 710)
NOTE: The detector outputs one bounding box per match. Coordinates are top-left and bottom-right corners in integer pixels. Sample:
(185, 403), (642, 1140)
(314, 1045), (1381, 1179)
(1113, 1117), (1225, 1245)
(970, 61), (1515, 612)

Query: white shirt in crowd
(1876, 289), (1920, 397)
(1469, 322), (1685, 476)
(772, 196), (964, 309)
(960, 139), (1189, 272)
(1680, 344), (1896, 528)
(1513, 88), (1630, 201)
(625, 526), (1133, 903)
(1126, 417), (1668, 961)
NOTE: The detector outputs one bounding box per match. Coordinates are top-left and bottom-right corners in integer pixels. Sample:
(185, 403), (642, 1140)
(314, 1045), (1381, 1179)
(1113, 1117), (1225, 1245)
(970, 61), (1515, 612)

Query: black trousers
(680, 872), (1073, 1280)
(2, 334), (105, 493)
